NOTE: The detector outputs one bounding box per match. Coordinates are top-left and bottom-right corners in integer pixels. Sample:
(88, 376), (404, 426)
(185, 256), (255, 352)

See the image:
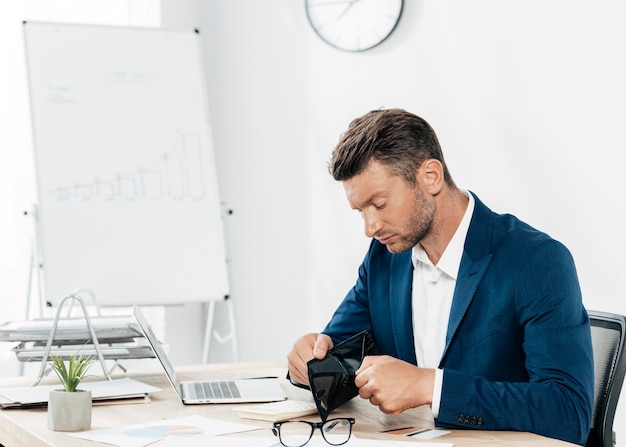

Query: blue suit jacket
(322, 193), (593, 445)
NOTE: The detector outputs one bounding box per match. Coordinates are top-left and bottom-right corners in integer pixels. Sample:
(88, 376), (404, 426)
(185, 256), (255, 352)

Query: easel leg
(202, 301), (216, 364)
(201, 299), (239, 363)
(227, 298), (239, 362)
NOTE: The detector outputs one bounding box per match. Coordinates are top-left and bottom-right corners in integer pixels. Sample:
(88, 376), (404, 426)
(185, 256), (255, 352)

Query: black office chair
(587, 310), (626, 447)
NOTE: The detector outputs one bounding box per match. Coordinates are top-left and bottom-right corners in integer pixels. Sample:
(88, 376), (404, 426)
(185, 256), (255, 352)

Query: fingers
(355, 354), (378, 375)
(287, 333), (316, 384)
(287, 333), (334, 385)
(355, 355), (383, 396)
(357, 375), (387, 412)
(355, 356), (431, 414)
(312, 333), (333, 359)
(286, 352), (309, 385)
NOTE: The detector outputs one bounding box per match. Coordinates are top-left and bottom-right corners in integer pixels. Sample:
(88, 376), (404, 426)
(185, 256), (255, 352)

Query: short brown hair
(329, 108), (455, 187)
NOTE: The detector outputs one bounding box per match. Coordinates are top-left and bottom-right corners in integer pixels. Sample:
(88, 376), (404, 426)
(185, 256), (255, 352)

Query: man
(287, 109), (594, 445)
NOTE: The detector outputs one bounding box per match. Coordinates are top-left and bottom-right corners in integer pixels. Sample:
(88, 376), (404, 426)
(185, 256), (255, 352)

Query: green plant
(48, 352), (96, 392)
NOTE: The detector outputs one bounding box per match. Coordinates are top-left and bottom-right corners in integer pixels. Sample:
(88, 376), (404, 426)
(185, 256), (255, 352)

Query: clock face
(305, 0), (403, 52)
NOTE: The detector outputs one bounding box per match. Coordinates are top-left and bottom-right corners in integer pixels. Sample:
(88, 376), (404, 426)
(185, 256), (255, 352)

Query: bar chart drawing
(47, 131), (206, 202)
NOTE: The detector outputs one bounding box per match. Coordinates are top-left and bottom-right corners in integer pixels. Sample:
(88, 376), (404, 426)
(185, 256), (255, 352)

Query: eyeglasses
(271, 417), (355, 447)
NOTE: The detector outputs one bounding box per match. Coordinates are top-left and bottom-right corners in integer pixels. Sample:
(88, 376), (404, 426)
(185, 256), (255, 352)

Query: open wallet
(288, 330), (380, 421)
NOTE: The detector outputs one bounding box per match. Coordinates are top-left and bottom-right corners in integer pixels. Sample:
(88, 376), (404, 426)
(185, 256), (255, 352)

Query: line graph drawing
(46, 131), (207, 202)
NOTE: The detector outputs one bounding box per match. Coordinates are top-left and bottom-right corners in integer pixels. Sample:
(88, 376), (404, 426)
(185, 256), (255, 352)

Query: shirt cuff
(431, 368), (444, 418)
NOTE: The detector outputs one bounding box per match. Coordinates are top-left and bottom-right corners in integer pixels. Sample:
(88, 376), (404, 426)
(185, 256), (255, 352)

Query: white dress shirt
(411, 191), (474, 417)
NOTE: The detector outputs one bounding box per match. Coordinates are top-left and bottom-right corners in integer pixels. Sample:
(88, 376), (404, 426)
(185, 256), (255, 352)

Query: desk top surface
(0, 362), (577, 447)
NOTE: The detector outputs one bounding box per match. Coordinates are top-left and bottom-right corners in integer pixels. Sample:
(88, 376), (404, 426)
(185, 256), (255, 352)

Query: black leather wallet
(293, 330), (379, 421)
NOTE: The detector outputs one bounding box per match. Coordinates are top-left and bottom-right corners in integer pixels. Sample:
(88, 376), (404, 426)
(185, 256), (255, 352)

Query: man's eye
(374, 203), (386, 210)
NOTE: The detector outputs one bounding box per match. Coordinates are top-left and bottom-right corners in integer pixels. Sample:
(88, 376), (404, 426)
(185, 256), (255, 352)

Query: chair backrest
(587, 310), (626, 447)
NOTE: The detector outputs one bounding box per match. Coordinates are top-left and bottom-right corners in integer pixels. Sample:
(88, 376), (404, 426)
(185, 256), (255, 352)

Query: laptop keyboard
(185, 381), (241, 400)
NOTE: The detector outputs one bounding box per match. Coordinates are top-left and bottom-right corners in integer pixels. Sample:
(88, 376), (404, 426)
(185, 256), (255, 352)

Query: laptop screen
(133, 305), (180, 389)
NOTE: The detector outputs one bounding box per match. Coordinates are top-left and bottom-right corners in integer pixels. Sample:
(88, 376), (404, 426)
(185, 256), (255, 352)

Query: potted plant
(47, 351), (96, 431)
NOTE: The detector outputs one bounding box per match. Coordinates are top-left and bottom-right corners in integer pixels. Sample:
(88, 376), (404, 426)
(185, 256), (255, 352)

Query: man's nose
(363, 211), (382, 238)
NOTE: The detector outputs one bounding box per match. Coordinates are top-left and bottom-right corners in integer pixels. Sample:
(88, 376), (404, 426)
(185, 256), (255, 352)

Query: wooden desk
(0, 362), (577, 447)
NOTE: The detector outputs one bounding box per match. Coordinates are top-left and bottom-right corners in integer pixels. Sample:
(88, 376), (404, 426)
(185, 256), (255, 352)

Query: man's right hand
(287, 333), (334, 385)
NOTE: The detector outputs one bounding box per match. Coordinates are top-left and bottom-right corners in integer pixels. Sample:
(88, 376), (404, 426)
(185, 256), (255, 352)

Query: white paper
(154, 436), (278, 447)
(407, 428), (451, 439)
(290, 435), (453, 446)
(0, 378), (160, 405)
(68, 414), (263, 447)
(69, 417), (455, 447)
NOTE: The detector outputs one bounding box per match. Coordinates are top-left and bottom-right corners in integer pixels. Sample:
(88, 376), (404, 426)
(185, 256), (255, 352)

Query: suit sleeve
(435, 239), (594, 446)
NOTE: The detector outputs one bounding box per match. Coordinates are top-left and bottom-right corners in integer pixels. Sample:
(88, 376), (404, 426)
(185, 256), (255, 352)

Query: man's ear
(421, 159), (444, 194)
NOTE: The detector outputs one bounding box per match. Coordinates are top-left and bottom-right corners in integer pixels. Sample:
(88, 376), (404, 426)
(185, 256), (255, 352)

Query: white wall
(163, 0), (626, 437)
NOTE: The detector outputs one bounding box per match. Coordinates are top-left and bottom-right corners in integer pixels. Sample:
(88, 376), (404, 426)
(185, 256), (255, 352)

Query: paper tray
(11, 341), (155, 362)
(0, 316), (142, 342)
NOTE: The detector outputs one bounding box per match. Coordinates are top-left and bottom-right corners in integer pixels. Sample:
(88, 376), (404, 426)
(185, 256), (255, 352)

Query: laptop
(132, 305), (287, 404)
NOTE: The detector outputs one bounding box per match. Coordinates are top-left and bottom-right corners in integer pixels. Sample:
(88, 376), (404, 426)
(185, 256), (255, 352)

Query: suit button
(477, 417), (484, 426)
(456, 414), (464, 423)
(470, 416), (478, 425)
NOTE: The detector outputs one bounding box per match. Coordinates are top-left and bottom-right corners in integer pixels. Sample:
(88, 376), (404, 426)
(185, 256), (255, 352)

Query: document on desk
(69, 414), (454, 447)
(0, 378), (160, 408)
(276, 438), (452, 447)
(155, 437), (452, 447)
(155, 437), (277, 447)
(68, 415), (264, 447)
(153, 435), (454, 447)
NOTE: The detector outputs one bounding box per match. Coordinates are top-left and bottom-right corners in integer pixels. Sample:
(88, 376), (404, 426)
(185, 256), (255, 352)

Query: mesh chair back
(587, 311), (626, 447)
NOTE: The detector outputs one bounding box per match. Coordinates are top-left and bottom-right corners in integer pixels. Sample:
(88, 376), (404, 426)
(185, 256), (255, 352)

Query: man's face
(343, 160), (435, 254)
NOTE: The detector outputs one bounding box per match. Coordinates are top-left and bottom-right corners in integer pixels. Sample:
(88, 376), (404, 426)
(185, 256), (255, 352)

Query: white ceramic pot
(47, 389), (92, 432)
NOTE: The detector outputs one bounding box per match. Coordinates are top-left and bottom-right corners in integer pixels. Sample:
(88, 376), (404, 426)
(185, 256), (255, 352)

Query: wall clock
(305, 0), (403, 52)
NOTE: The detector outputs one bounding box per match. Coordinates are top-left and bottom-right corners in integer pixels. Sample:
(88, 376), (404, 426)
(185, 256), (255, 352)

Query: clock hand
(336, 0), (358, 21)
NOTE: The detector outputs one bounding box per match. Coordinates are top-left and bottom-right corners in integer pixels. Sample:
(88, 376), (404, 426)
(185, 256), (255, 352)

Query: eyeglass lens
(321, 418), (352, 445)
(275, 418), (353, 447)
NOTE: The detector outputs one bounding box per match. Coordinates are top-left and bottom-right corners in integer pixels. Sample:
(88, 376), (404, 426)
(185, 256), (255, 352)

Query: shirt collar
(412, 190), (474, 280)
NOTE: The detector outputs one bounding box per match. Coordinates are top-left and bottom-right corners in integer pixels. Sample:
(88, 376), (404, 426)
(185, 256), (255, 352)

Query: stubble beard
(385, 188), (435, 254)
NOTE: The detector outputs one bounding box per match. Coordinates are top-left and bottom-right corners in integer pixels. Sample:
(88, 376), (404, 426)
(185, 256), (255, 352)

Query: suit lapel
(439, 192), (495, 365)
(389, 251), (417, 363)
(440, 253), (491, 364)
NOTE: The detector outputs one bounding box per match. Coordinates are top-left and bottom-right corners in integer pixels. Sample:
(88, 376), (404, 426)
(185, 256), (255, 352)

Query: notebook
(132, 305), (287, 404)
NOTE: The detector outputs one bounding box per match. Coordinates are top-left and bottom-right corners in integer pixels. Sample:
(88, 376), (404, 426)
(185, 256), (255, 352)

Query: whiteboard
(23, 22), (229, 306)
